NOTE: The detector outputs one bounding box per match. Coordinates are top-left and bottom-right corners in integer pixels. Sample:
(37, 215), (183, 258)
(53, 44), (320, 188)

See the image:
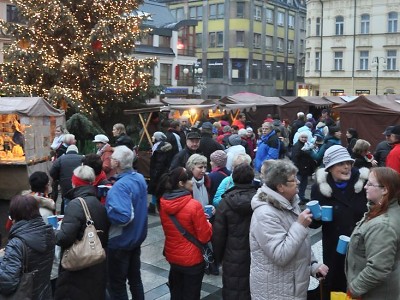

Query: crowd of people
(1, 110), (400, 300)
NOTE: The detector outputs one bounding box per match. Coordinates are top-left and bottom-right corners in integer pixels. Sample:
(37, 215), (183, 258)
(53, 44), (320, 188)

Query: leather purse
(0, 239), (36, 300)
(61, 197), (105, 271)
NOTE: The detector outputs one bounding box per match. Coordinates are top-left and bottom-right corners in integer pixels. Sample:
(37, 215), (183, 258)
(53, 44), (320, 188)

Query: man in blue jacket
(106, 146), (148, 300)
(254, 122), (280, 172)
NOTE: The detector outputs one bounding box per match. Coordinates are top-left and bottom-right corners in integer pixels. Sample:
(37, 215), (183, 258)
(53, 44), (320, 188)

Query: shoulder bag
(0, 239), (36, 300)
(168, 215), (215, 274)
(61, 197), (105, 271)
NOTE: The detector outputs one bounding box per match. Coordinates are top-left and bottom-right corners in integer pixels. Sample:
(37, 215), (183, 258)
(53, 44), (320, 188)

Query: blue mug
(47, 215), (58, 229)
(306, 200), (322, 220)
(336, 235), (350, 255)
(321, 206), (333, 222)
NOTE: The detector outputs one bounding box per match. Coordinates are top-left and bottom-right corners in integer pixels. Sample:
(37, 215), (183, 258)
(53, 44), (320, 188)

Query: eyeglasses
(365, 181), (383, 188)
(286, 179), (298, 183)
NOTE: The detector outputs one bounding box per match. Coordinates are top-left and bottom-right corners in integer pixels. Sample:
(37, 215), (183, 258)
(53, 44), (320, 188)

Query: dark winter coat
(169, 147), (201, 171)
(198, 132), (224, 172)
(55, 185), (110, 300)
(374, 140), (391, 167)
(208, 167), (231, 202)
(49, 151), (83, 197)
(0, 217), (55, 299)
(114, 133), (135, 150)
(310, 167), (369, 298)
(166, 128), (184, 159)
(291, 140), (317, 176)
(212, 184), (257, 300)
(148, 141), (172, 194)
(351, 153), (372, 169)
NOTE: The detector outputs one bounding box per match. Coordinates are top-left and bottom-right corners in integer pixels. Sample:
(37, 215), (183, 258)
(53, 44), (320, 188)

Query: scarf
(152, 141), (161, 154)
(192, 176), (208, 208)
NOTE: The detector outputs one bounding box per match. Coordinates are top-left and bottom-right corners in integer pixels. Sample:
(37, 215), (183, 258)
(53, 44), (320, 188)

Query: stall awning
(0, 97), (64, 117)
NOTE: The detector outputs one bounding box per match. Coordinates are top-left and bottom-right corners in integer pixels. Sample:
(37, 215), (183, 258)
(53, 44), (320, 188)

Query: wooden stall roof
(220, 92), (287, 106)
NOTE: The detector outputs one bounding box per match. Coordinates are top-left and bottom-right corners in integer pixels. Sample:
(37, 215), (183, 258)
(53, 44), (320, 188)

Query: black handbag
(168, 215), (215, 274)
(0, 239), (36, 300)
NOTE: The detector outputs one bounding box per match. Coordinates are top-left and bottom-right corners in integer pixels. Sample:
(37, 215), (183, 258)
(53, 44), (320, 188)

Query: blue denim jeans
(107, 247), (144, 300)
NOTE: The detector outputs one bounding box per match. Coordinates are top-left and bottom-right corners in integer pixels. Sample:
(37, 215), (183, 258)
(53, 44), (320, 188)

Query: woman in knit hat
(55, 165), (109, 300)
(311, 145), (369, 299)
(208, 150), (231, 202)
(148, 131), (172, 214)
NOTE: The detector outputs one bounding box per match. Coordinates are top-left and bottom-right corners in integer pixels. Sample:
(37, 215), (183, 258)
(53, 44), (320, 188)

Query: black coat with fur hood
(310, 167), (369, 298)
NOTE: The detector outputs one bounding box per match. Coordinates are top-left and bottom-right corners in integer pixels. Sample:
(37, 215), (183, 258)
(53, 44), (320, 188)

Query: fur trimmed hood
(315, 167), (369, 197)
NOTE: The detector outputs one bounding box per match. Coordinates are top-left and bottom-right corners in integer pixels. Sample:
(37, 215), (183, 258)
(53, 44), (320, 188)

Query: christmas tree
(0, 0), (157, 125)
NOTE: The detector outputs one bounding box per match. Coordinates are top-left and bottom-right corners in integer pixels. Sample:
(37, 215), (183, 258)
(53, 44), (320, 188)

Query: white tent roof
(0, 97), (64, 117)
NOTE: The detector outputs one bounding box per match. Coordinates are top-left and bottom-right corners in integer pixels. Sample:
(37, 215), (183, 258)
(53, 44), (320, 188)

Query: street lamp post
(183, 63), (203, 95)
(371, 57), (386, 95)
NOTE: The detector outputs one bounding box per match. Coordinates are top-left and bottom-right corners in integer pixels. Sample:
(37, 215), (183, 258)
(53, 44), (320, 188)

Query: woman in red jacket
(157, 167), (212, 300)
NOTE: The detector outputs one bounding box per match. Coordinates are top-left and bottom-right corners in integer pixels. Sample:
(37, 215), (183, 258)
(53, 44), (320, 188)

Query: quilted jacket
(0, 217), (55, 299)
(159, 190), (212, 267)
(249, 185), (320, 300)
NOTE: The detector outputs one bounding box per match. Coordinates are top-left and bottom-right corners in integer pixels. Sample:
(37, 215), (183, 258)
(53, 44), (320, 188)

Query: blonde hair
(186, 154), (207, 171)
(113, 123), (126, 134)
(352, 139), (370, 155)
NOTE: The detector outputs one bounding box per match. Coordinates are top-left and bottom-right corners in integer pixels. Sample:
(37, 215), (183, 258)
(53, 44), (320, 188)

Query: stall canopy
(279, 96), (335, 121)
(334, 94), (400, 149)
(0, 97), (64, 116)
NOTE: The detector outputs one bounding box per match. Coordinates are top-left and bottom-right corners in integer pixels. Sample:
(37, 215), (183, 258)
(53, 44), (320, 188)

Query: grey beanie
(323, 145), (354, 170)
(228, 134), (242, 146)
(153, 131), (167, 142)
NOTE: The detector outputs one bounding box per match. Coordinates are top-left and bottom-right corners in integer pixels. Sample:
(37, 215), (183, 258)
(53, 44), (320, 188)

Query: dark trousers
(107, 247), (144, 300)
(168, 263), (204, 300)
(297, 173), (309, 201)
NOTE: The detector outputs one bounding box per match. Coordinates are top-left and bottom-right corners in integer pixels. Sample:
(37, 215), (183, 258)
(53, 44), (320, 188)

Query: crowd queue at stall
(1, 107), (400, 300)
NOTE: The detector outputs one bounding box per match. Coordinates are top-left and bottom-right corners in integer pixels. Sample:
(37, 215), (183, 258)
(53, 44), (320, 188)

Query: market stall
(0, 97), (65, 199)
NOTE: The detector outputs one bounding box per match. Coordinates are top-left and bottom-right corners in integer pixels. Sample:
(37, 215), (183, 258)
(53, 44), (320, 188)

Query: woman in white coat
(249, 159), (328, 300)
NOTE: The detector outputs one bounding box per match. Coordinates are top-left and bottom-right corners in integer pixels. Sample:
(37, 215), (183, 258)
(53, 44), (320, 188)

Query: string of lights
(0, 0), (156, 119)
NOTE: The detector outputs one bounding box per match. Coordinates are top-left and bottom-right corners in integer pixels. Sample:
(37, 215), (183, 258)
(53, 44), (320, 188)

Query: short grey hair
(112, 145), (135, 170)
(63, 134), (76, 145)
(262, 122), (273, 130)
(262, 159), (298, 191)
(186, 154), (207, 171)
(232, 153), (252, 168)
(352, 139), (370, 155)
(73, 165), (95, 183)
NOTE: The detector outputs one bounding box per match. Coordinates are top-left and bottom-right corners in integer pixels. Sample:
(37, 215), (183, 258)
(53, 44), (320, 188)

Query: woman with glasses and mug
(250, 160), (328, 299)
(345, 167), (400, 299)
(311, 145), (369, 299)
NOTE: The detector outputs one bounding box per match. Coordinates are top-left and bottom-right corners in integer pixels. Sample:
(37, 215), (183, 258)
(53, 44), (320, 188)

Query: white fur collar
(315, 167), (369, 197)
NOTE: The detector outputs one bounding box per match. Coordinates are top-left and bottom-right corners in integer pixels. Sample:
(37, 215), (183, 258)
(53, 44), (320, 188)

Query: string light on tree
(0, 0), (157, 124)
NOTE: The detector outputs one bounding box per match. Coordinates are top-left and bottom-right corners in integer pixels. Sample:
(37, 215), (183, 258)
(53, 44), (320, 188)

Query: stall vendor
(11, 124), (24, 150)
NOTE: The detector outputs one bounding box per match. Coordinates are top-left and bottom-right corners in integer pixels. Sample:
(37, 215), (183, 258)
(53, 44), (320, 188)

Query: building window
(300, 39), (304, 53)
(334, 51), (343, 70)
(306, 52), (310, 71)
(359, 50), (369, 70)
(300, 16), (305, 30)
(171, 8), (184, 21)
(236, 31), (245, 46)
(388, 12), (398, 33)
(251, 60), (261, 79)
(209, 32), (216, 48)
(217, 32), (223, 47)
(277, 12), (285, 26)
(276, 63), (284, 80)
(316, 17), (321, 36)
(360, 14), (370, 34)
(196, 33), (202, 49)
(288, 15), (295, 28)
(160, 64), (172, 85)
(266, 8), (274, 23)
(6, 5), (25, 23)
(264, 62), (273, 79)
(232, 59), (246, 83)
(159, 36), (171, 48)
(287, 64), (294, 81)
(265, 35), (273, 50)
(307, 18), (311, 36)
(207, 59), (223, 79)
(277, 38), (284, 52)
(141, 34), (153, 46)
(254, 6), (262, 21)
(288, 40), (294, 53)
(387, 50), (397, 70)
(237, 2), (245, 18)
(189, 6), (202, 20)
(315, 52), (320, 71)
(253, 33), (261, 49)
(335, 16), (344, 35)
(210, 3), (224, 19)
